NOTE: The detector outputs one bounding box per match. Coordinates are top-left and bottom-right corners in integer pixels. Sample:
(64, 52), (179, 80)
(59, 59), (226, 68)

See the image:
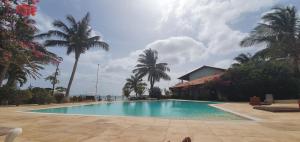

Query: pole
(95, 64), (100, 98)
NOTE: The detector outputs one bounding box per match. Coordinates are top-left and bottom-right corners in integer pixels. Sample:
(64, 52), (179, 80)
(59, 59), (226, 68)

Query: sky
(28, 0), (300, 96)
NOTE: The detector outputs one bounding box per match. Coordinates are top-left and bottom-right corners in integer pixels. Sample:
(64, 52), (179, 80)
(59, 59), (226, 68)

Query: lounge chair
(0, 127), (22, 142)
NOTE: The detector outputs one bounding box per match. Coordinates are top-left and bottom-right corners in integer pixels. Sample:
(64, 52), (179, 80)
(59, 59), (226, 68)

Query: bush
(54, 93), (65, 103)
(13, 90), (32, 105)
(208, 60), (300, 101)
(30, 87), (55, 104)
(150, 87), (162, 99)
(0, 87), (33, 105)
(0, 86), (16, 105)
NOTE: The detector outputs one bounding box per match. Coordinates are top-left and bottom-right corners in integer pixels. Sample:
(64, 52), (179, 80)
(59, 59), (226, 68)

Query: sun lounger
(254, 106), (300, 112)
(0, 127), (22, 142)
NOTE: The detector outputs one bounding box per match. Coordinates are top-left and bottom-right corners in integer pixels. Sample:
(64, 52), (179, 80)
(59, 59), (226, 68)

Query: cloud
(158, 0), (276, 53)
(33, 10), (54, 32)
(95, 0), (278, 95)
(145, 36), (206, 65)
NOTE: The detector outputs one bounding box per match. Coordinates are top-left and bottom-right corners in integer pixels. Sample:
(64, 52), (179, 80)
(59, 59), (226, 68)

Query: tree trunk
(293, 55), (300, 77)
(0, 63), (9, 87)
(52, 83), (55, 96)
(52, 63), (59, 96)
(66, 58), (79, 98)
(6, 74), (17, 89)
(149, 78), (155, 97)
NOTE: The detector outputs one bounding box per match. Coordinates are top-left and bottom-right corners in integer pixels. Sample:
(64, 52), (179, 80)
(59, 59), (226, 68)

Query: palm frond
(53, 20), (71, 33)
(66, 15), (78, 30)
(45, 40), (69, 47)
(86, 40), (109, 51)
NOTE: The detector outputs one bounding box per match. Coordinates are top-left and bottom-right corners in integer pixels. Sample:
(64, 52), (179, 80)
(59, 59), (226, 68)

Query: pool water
(31, 100), (247, 120)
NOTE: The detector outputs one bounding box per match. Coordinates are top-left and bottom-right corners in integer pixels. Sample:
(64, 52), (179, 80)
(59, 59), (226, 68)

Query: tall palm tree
(124, 74), (146, 97)
(240, 6), (300, 73)
(37, 13), (109, 97)
(133, 49), (170, 95)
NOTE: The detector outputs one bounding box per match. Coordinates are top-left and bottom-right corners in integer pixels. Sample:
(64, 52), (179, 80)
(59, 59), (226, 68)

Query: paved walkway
(0, 102), (300, 142)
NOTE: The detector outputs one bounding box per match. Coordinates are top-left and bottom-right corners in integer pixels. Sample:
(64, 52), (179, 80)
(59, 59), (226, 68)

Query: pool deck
(1, 102), (300, 142)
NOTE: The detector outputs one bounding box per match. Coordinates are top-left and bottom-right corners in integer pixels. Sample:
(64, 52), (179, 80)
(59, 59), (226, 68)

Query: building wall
(188, 67), (224, 81)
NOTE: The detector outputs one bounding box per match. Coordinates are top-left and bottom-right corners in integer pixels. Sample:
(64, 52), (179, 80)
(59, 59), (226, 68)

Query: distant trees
(37, 13), (109, 98)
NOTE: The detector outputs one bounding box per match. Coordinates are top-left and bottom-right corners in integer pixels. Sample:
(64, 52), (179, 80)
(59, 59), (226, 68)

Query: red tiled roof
(171, 73), (223, 88)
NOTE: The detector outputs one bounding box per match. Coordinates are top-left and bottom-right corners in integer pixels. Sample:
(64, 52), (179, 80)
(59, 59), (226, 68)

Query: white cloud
(214, 59), (234, 69)
(145, 36), (206, 65)
(33, 10), (54, 32)
(95, 0), (278, 95)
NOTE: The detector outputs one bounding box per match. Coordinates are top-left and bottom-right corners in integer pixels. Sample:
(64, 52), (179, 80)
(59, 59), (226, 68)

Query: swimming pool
(30, 100), (247, 120)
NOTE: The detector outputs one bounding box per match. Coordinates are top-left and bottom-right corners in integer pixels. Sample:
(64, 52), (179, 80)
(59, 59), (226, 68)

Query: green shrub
(30, 87), (55, 104)
(209, 60), (300, 101)
(150, 87), (162, 99)
(0, 86), (16, 105)
(13, 90), (32, 105)
(54, 93), (65, 103)
(0, 87), (33, 105)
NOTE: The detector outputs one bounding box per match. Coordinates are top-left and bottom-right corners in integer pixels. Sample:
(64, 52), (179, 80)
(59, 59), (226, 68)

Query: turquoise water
(31, 100), (247, 120)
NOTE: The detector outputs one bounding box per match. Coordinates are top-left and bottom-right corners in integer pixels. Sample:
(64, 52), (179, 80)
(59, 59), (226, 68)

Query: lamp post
(95, 64), (100, 99)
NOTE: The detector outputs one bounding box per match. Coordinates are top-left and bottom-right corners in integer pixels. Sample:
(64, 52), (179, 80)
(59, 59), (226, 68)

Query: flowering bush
(16, 3), (37, 16)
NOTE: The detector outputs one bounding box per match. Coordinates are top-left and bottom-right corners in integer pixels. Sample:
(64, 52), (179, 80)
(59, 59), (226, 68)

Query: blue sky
(29, 0), (300, 96)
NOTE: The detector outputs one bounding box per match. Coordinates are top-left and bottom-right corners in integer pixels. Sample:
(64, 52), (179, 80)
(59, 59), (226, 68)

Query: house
(170, 66), (225, 100)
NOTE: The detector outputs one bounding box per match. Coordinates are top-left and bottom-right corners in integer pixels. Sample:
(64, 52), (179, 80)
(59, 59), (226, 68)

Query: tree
(37, 13), (109, 98)
(151, 87), (162, 99)
(0, 1), (59, 88)
(164, 88), (172, 96)
(240, 6), (300, 74)
(45, 63), (60, 96)
(231, 53), (252, 68)
(133, 49), (170, 97)
(55, 86), (67, 93)
(124, 74), (146, 97)
(0, 0), (40, 86)
(136, 82), (147, 96)
(122, 84), (131, 98)
(213, 60), (300, 101)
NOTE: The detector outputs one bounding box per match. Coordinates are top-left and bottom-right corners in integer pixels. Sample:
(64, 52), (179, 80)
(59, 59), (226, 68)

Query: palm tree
(133, 49), (170, 96)
(124, 74), (146, 97)
(3, 42), (60, 89)
(136, 83), (147, 96)
(122, 84), (131, 98)
(231, 53), (252, 68)
(240, 6), (300, 73)
(37, 13), (109, 98)
(45, 63), (60, 95)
